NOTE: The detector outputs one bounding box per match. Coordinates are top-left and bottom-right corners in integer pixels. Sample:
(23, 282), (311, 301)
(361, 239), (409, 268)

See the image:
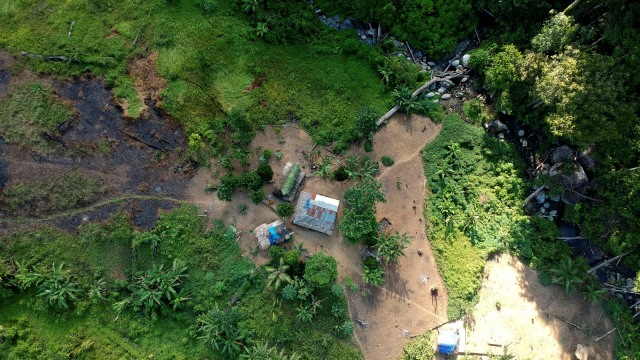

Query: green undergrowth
(2, 170), (107, 216)
(0, 81), (73, 154)
(0, 0), (390, 157)
(422, 114), (568, 318)
(0, 205), (360, 359)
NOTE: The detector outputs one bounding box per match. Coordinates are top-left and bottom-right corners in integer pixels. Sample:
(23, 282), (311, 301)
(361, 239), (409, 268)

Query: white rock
(549, 210), (558, 216)
(425, 92), (435, 99)
(360, 35), (367, 40)
(522, 140), (528, 147)
(497, 133), (504, 139)
(437, 87), (447, 94)
(461, 77), (468, 83)
(451, 59), (460, 67)
(462, 54), (471, 67)
(518, 130), (525, 137)
(441, 94), (451, 100)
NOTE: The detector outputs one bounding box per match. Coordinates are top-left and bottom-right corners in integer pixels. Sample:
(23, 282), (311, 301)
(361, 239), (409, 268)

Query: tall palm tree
(265, 257), (293, 291)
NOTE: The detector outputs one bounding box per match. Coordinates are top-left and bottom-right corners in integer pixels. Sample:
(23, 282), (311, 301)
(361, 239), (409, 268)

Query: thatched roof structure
(273, 162), (306, 202)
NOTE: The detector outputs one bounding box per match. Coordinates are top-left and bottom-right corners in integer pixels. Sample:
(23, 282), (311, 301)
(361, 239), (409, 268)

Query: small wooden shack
(254, 219), (292, 250)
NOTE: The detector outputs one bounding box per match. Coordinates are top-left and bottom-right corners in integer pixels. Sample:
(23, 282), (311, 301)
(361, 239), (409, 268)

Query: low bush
(381, 156), (395, 166)
(277, 203), (295, 218)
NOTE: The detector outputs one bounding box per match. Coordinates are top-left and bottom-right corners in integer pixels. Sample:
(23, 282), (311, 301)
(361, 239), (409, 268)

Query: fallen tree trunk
(595, 328), (616, 342)
(522, 185), (546, 207)
(588, 252), (629, 274)
(376, 70), (466, 126)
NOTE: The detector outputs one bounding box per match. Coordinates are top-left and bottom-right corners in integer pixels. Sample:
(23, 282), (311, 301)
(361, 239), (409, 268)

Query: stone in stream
(491, 119), (509, 131)
(462, 54), (471, 67)
(543, 202), (550, 209)
(461, 76), (468, 83)
(437, 87), (447, 94)
(549, 210), (557, 216)
(535, 190), (547, 204)
(428, 61), (436, 67)
(551, 194), (561, 202)
(451, 59), (460, 67)
(441, 94), (452, 100)
(522, 140), (528, 147)
(425, 92), (435, 99)
(518, 130), (525, 137)
(497, 133), (504, 139)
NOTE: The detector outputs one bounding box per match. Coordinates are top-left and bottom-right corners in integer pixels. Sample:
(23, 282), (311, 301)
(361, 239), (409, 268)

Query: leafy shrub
(304, 253), (338, 288)
(283, 251), (299, 268)
(363, 140), (374, 152)
(269, 246), (284, 264)
(463, 98), (487, 124)
(381, 156), (395, 167)
(276, 203), (295, 218)
(353, 107), (378, 142)
(362, 257), (384, 286)
(250, 190), (265, 204)
(402, 331), (435, 360)
(330, 284), (344, 298)
(333, 166), (349, 181)
(256, 162), (274, 183)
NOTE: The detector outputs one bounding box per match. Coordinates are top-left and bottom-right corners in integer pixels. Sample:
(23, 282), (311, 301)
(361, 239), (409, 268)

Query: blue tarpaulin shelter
(437, 329), (458, 354)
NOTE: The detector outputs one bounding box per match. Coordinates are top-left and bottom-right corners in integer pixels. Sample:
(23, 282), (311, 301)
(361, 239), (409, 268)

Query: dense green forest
(0, 0), (639, 358)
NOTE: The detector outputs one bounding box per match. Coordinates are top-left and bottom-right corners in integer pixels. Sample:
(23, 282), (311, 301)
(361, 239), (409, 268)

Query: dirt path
(185, 114), (446, 359)
(346, 115), (447, 359)
(465, 253), (615, 359)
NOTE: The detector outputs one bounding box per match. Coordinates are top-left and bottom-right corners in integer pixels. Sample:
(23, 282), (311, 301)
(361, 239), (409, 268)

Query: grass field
(0, 0), (391, 151)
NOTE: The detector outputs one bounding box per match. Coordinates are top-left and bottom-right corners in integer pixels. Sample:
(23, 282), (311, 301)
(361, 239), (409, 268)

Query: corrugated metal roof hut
(254, 220), (291, 250)
(292, 191), (340, 235)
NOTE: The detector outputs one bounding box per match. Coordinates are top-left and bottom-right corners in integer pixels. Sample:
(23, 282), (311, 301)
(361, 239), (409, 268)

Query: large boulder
(578, 148), (597, 169)
(552, 145), (574, 164)
(462, 54), (471, 67)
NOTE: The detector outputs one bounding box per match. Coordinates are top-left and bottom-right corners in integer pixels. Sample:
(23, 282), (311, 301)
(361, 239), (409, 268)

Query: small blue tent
(437, 329), (458, 354)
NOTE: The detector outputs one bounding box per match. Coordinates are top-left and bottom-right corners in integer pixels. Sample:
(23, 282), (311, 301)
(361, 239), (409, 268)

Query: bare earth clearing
(186, 114), (448, 359)
(464, 254), (614, 359)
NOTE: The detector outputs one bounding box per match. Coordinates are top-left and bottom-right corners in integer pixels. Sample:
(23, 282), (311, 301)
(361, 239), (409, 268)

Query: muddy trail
(0, 55), (194, 232)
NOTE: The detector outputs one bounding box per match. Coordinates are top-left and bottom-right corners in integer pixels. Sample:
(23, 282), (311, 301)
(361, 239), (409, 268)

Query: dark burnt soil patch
(53, 198), (177, 232)
(0, 57), (193, 230)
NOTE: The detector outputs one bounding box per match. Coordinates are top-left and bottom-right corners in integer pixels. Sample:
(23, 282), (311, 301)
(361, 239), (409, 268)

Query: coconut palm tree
(265, 257), (293, 291)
